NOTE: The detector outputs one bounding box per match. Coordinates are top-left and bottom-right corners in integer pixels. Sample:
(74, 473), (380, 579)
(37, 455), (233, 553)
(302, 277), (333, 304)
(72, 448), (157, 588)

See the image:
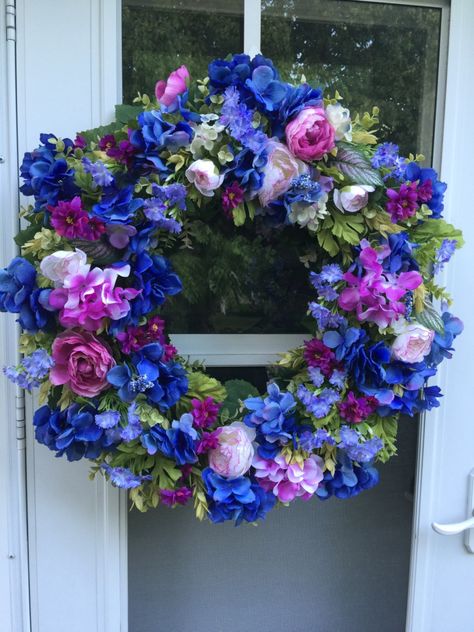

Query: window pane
(261, 0), (441, 162)
(122, 0), (244, 104)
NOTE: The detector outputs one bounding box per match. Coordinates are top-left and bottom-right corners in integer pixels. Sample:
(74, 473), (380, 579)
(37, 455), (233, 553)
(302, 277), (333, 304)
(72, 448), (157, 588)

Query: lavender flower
(320, 264), (343, 283)
(434, 239), (457, 275)
(82, 157), (114, 187)
(297, 384), (339, 419)
(220, 87), (267, 152)
(339, 426), (383, 463)
(299, 428), (336, 451)
(95, 410), (121, 429)
(329, 368), (347, 390)
(102, 464), (151, 489)
(308, 366), (324, 387)
(120, 402), (142, 442)
(4, 350), (53, 391)
(371, 143), (400, 169)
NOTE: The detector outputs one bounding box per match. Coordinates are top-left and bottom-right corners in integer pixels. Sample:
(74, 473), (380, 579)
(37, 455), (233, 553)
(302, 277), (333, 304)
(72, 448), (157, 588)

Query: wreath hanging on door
(0, 54), (463, 524)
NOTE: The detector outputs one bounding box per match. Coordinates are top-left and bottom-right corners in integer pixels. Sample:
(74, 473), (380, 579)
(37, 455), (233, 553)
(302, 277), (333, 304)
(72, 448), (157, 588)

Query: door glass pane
(261, 0), (442, 163)
(122, 0), (245, 104)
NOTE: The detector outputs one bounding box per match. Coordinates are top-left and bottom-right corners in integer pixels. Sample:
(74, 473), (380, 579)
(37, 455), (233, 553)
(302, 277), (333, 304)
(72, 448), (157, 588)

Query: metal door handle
(431, 469), (474, 553)
(432, 514), (474, 535)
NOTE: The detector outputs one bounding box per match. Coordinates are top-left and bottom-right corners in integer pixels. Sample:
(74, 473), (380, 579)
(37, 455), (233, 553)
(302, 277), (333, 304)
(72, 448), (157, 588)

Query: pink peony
(258, 139), (307, 207)
(391, 320), (434, 363)
(253, 453), (324, 502)
(50, 330), (115, 397)
(208, 422), (255, 479)
(285, 106), (335, 162)
(49, 264), (140, 331)
(155, 65), (189, 108)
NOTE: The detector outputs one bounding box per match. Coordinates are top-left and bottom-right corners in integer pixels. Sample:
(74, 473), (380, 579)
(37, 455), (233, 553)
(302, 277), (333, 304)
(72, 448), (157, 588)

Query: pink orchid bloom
(49, 264), (140, 331)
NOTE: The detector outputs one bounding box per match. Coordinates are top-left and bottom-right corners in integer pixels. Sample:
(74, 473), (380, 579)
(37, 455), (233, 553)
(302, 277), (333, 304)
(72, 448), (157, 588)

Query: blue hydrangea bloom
(202, 468), (276, 525)
(339, 426), (383, 463)
(244, 382), (296, 443)
(92, 185), (143, 222)
(316, 453), (379, 500)
(19, 134), (78, 210)
(427, 312), (463, 365)
(130, 110), (193, 172)
(128, 253), (182, 321)
(380, 232), (419, 274)
(271, 83), (323, 137)
(227, 146), (268, 195)
(141, 416), (197, 465)
(33, 404), (119, 461)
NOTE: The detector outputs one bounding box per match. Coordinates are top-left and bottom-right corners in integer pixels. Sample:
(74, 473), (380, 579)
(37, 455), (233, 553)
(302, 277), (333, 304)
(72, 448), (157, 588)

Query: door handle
(432, 514), (474, 536)
(431, 469), (474, 553)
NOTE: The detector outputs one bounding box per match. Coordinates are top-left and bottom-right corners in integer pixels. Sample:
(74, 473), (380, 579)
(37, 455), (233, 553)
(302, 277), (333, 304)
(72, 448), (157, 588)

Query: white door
(1, 1), (473, 631)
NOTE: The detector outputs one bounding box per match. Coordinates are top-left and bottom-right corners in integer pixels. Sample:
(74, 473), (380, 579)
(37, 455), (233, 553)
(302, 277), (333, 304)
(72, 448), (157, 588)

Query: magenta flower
(115, 316), (166, 354)
(338, 391), (379, 423)
(100, 131), (136, 168)
(416, 179), (433, 203)
(285, 106), (335, 162)
(191, 396), (220, 429)
(338, 242), (422, 328)
(303, 338), (337, 377)
(49, 264), (140, 331)
(222, 181), (245, 216)
(160, 486), (193, 507)
(50, 330), (115, 397)
(155, 65), (189, 108)
(162, 343), (177, 362)
(196, 429), (222, 455)
(74, 135), (87, 150)
(49, 197), (105, 241)
(49, 197), (89, 239)
(253, 453), (324, 502)
(385, 182), (419, 222)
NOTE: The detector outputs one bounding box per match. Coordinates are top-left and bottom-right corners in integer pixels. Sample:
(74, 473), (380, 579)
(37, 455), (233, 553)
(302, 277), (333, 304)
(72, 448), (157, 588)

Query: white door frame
(2, 1), (473, 630)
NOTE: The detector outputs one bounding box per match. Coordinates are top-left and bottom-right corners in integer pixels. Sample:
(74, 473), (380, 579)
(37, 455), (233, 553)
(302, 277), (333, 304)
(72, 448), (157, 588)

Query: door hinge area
(6, 2), (15, 42)
(15, 387), (26, 450)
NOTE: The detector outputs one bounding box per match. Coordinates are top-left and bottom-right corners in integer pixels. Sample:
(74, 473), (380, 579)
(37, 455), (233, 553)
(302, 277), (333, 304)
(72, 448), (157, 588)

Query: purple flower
(220, 87), (268, 152)
(82, 157), (114, 187)
(308, 366), (324, 387)
(105, 223), (137, 249)
(222, 181), (245, 215)
(434, 239), (457, 275)
(386, 183), (419, 222)
(120, 403), (142, 442)
(339, 426), (383, 463)
(95, 410), (121, 429)
(191, 397), (220, 429)
(160, 486), (193, 507)
(329, 368), (346, 390)
(4, 349), (54, 391)
(299, 428), (335, 451)
(320, 264), (343, 283)
(297, 384), (336, 419)
(102, 464), (150, 489)
(371, 143), (400, 169)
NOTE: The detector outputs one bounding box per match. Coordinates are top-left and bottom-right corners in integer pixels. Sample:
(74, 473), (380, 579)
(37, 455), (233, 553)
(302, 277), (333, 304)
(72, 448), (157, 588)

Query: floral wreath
(0, 54), (463, 524)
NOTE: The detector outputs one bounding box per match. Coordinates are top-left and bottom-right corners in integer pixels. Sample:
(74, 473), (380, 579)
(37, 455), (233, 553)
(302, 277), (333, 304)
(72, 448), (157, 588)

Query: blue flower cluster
(19, 134), (78, 210)
(244, 383), (298, 458)
(107, 342), (188, 410)
(202, 468), (276, 525)
(316, 453), (379, 500)
(0, 257), (55, 332)
(4, 349), (53, 390)
(34, 403), (119, 461)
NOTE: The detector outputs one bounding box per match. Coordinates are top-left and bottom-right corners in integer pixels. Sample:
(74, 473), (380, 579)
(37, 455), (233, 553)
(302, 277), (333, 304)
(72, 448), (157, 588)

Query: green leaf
(115, 103), (143, 125)
(14, 223), (41, 247)
(329, 144), (384, 187)
(317, 229), (339, 256)
(330, 209), (365, 245)
(187, 371), (227, 402)
(221, 379), (260, 418)
(411, 219), (464, 247)
(416, 302), (445, 334)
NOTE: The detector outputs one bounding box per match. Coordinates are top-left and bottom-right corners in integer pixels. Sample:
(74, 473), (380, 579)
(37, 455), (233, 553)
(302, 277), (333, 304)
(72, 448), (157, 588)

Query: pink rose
(258, 139), (307, 207)
(285, 106), (335, 162)
(185, 159), (224, 197)
(391, 320), (435, 363)
(50, 330), (115, 397)
(155, 65), (189, 108)
(208, 422), (255, 479)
